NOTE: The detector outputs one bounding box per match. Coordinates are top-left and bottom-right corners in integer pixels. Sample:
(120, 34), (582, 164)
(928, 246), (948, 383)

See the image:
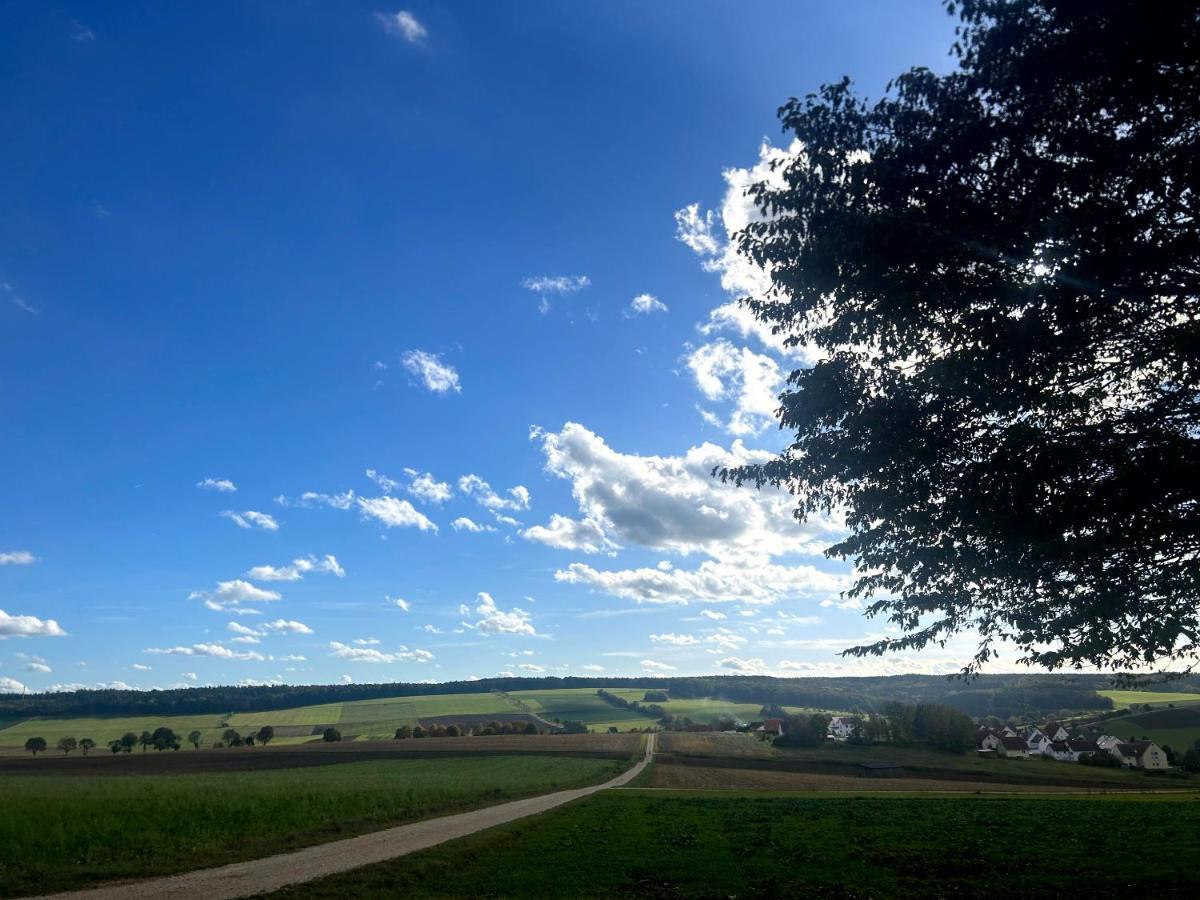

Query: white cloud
(353, 637), (381, 645)
(716, 656), (770, 674)
(421, 624), (442, 634)
(521, 275), (591, 313)
(640, 659), (676, 672)
(404, 469), (453, 504)
(220, 510), (279, 531)
(230, 635), (261, 645)
(228, 621), (263, 637)
(365, 469), (402, 494)
(530, 423), (840, 562)
(24, 661), (51, 673)
(191, 580), (282, 614)
(649, 632), (698, 646)
(687, 339), (784, 436)
(0, 609), (67, 639)
(556, 559), (845, 606)
(401, 350), (461, 394)
(0, 676), (27, 692)
(145, 643), (268, 661)
(462, 592), (537, 636)
(579, 664), (604, 672)
(627, 293), (668, 316)
(291, 490), (356, 510)
(700, 610), (727, 621)
(356, 495), (438, 531)
(329, 641), (433, 663)
(246, 554), (344, 582)
(521, 514), (613, 554)
(340, 674), (354, 684)
(518, 663), (546, 673)
(451, 516), (495, 533)
(375, 10), (427, 43)
(264, 619), (314, 635)
(390, 597), (412, 612)
(132, 663), (152, 671)
(182, 672), (197, 681)
(1, 550), (37, 565)
(197, 478), (237, 493)
(706, 629), (748, 651)
(458, 475), (530, 512)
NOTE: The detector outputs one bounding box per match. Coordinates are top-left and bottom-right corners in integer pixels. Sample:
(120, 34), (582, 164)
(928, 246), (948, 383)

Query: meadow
(1097, 689), (1200, 708)
(0, 755), (625, 897)
(266, 792), (1200, 898)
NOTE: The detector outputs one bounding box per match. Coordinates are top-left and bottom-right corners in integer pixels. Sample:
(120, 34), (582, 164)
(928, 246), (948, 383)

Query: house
(756, 718), (785, 736)
(828, 716), (862, 741)
(977, 730), (1002, 752)
(998, 736), (1030, 759)
(1023, 727), (1051, 754)
(1042, 721), (1070, 742)
(1113, 740), (1169, 770)
(1046, 738), (1098, 762)
(856, 762), (905, 778)
(1095, 734), (1122, 752)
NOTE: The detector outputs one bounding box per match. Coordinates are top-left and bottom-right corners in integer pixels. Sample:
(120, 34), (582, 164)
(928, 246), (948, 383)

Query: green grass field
(600, 687), (835, 724)
(0, 688), (656, 748)
(1098, 690), (1200, 708)
(0, 755), (625, 897)
(266, 792), (1200, 898)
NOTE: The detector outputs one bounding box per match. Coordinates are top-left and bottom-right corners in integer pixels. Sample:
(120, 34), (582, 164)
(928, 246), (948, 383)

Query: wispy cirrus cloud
(0, 551), (37, 566)
(197, 477), (237, 493)
(375, 10), (427, 43)
(220, 510), (278, 531)
(521, 275), (590, 313)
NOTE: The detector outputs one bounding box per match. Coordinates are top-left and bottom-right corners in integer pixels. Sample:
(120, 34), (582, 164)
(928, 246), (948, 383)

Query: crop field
(506, 688), (659, 728)
(1089, 705), (1200, 751)
(0, 755), (626, 897)
(266, 792), (1200, 898)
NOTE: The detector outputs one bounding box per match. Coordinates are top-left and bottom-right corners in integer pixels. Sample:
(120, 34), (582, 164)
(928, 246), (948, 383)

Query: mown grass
(267, 792), (1200, 898)
(0, 755), (625, 897)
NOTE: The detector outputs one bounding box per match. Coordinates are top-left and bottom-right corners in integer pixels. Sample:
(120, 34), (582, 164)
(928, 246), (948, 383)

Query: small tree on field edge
(256, 725), (274, 746)
(322, 727), (341, 742)
(57, 736), (78, 755)
(24, 736), (46, 756)
(188, 730), (203, 749)
(79, 738), (96, 756)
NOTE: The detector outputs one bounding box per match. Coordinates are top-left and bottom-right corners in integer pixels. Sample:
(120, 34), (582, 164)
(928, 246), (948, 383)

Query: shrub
(322, 727), (341, 742)
(394, 726), (412, 740)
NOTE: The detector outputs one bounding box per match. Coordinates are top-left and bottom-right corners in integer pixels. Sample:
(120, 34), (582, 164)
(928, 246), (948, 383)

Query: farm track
(0, 734), (638, 777)
(24, 734), (655, 900)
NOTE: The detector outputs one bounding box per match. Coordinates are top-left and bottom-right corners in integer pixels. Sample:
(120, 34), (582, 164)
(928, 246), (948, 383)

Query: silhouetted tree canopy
(720, 0), (1200, 674)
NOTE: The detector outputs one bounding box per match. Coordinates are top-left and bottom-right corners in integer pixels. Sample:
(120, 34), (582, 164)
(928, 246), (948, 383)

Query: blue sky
(1, 2), (964, 693)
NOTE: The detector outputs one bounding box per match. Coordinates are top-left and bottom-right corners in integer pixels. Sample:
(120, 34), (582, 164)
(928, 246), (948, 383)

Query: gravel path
(28, 734), (654, 900)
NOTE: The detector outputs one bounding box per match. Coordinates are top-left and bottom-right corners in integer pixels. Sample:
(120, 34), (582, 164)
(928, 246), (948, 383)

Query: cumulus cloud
(0, 609), (67, 639)
(246, 554), (344, 582)
(521, 514), (613, 554)
(556, 559), (845, 606)
(132, 663), (152, 671)
(375, 10), (426, 43)
(220, 510), (279, 531)
(451, 516), (495, 533)
(264, 619), (314, 635)
(529, 422), (842, 563)
(401, 350), (461, 394)
(356, 495), (438, 531)
(649, 632), (699, 646)
(687, 339), (784, 436)
(640, 659), (676, 671)
(390, 597), (412, 612)
(700, 610), (727, 621)
(458, 475), (530, 512)
(404, 469), (453, 504)
(190, 580), (282, 613)
(145, 643), (268, 661)
(626, 293), (668, 316)
(0, 550), (37, 565)
(0, 676), (27, 692)
(521, 275), (590, 313)
(25, 661), (51, 673)
(716, 656), (771, 674)
(197, 478), (237, 493)
(328, 641), (433, 663)
(462, 592), (536, 636)
(579, 664), (604, 672)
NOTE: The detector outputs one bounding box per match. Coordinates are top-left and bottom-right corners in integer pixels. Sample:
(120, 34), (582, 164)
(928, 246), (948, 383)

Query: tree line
(1, 673), (1147, 722)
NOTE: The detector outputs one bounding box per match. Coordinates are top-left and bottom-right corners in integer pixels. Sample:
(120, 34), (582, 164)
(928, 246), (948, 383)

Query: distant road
(28, 733), (655, 900)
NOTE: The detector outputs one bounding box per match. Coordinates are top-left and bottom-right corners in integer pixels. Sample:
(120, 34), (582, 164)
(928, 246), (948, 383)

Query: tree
(256, 726), (274, 746)
(119, 732), (138, 753)
(138, 731), (152, 752)
(108, 740), (123, 754)
(643, 690), (669, 702)
(222, 728), (243, 747)
(244, 735), (255, 746)
(151, 727), (180, 751)
(717, 0), (1200, 674)
(57, 736), (78, 755)
(524, 722), (539, 735)
(188, 730), (203, 749)
(24, 736), (46, 756)
(913, 704), (975, 753)
(562, 720), (589, 734)
(79, 738), (96, 756)
(412, 725), (426, 739)
(322, 727), (341, 742)
(394, 725), (412, 740)
(445, 724), (461, 737)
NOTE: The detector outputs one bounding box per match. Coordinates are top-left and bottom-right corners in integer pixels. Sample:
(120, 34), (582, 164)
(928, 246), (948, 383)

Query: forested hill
(5, 673), (1194, 720)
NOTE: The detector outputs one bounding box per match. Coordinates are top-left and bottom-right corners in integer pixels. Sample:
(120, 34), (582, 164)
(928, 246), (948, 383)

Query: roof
(1001, 736), (1030, 750)
(1067, 739), (1098, 752)
(1119, 740), (1159, 759)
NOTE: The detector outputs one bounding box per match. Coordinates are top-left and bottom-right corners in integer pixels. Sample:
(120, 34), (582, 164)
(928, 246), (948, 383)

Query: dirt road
(28, 734), (654, 900)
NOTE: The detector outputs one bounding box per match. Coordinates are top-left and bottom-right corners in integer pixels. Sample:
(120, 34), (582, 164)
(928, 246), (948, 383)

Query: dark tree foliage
(719, 0), (1200, 673)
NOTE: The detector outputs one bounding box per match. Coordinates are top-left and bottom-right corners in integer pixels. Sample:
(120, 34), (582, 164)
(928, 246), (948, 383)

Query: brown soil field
(642, 762), (1143, 793)
(0, 733), (643, 777)
(415, 713), (545, 729)
(657, 731), (775, 758)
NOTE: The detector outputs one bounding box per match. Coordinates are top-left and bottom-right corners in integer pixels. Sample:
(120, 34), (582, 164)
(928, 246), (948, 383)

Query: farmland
(266, 792), (1200, 898)
(1097, 689), (1200, 708)
(0, 755), (626, 897)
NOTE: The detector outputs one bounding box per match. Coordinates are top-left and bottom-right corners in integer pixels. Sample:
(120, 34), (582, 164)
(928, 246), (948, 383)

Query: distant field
(1098, 690), (1200, 708)
(601, 687), (835, 724)
(507, 688), (659, 728)
(0, 755), (625, 897)
(265, 792), (1200, 898)
(1090, 706), (1200, 751)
